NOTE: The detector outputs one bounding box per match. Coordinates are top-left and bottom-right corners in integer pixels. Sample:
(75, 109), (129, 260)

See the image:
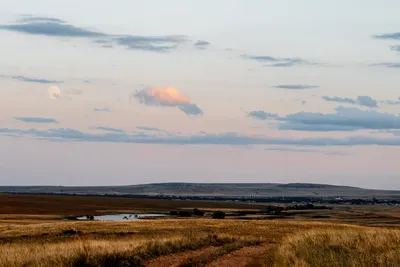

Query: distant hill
(0, 183), (399, 199)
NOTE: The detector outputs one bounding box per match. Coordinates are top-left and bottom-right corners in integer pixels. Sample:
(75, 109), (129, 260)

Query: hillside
(1, 183), (399, 198)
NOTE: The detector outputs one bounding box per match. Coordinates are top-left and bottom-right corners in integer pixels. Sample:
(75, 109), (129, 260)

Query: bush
(178, 211), (192, 217)
(212, 211), (225, 219)
(193, 208), (205, 216)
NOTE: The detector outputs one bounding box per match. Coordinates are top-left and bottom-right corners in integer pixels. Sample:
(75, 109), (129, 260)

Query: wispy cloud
(194, 40), (210, 49)
(265, 147), (350, 155)
(1, 127), (400, 147)
(136, 126), (165, 132)
(18, 16), (67, 24)
(14, 117), (58, 123)
(132, 86), (203, 116)
(245, 110), (280, 120)
(274, 85), (319, 90)
(65, 89), (83, 95)
(93, 107), (110, 112)
(391, 45), (400, 52)
(322, 95), (378, 108)
(1, 75), (63, 84)
(322, 96), (356, 105)
(242, 54), (317, 67)
(373, 32), (400, 40)
(0, 17), (189, 53)
(246, 106), (400, 131)
(381, 98), (400, 106)
(371, 63), (400, 68)
(93, 126), (125, 133)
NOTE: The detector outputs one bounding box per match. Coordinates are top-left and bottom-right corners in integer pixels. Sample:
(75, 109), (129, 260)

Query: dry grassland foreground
(0, 218), (399, 266)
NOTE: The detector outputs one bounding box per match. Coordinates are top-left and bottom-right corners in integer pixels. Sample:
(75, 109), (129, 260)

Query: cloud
(113, 35), (186, 52)
(0, 17), (188, 53)
(321, 95), (378, 108)
(381, 99), (400, 105)
(136, 126), (165, 132)
(356, 96), (378, 108)
(322, 96), (357, 105)
(391, 45), (400, 52)
(242, 54), (316, 67)
(14, 117), (58, 123)
(93, 126), (125, 133)
(194, 40), (210, 49)
(93, 107), (110, 112)
(65, 88), (83, 95)
(274, 85), (319, 90)
(374, 32), (400, 40)
(2, 127), (400, 147)
(2, 75), (63, 84)
(265, 147), (350, 155)
(245, 110), (280, 120)
(48, 86), (61, 99)
(246, 106), (400, 131)
(18, 16), (67, 24)
(132, 86), (203, 116)
(372, 63), (400, 68)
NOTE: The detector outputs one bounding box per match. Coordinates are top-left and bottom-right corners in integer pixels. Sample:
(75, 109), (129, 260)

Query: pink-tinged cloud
(132, 86), (203, 116)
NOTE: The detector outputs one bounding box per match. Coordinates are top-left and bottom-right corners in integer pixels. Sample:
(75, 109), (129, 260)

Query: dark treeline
(2, 192), (400, 205)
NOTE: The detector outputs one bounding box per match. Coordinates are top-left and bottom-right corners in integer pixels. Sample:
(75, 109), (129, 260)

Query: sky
(1, 0), (400, 189)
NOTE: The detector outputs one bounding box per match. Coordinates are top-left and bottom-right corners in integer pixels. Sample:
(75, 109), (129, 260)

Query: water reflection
(76, 213), (167, 221)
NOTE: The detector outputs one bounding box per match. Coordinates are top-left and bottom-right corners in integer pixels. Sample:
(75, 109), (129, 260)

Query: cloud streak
(136, 126), (166, 132)
(274, 85), (319, 90)
(194, 40), (210, 49)
(93, 107), (111, 112)
(0, 17), (189, 53)
(242, 54), (316, 67)
(1, 127), (400, 147)
(372, 63), (400, 68)
(264, 147), (350, 155)
(391, 45), (400, 52)
(65, 89), (83, 95)
(322, 95), (378, 108)
(93, 126), (125, 133)
(132, 86), (203, 116)
(14, 117), (58, 123)
(246, 106), (400, 131)
(0, 75), (63, 84)
(374, 32), (400, 40)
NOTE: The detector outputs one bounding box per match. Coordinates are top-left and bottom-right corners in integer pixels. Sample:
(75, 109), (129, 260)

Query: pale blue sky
(1, 0), (400, 188)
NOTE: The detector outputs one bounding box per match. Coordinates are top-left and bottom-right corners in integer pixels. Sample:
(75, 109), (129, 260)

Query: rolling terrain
(1, 182), (400, 198)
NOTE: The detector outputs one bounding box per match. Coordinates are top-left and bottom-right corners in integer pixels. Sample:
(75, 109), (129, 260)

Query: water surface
(76, 213), (167, 221)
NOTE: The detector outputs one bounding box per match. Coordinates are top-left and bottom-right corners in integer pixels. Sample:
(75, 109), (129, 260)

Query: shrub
(193, 208), (205, 216)
(178, 211), (192, 217)
(212, 211), (225, 219)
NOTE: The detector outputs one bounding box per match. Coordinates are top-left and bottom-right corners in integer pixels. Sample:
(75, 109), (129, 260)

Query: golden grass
(275, 228), (400, 267)
(0, 219), (350, 266)
(1, 217), (399, 266)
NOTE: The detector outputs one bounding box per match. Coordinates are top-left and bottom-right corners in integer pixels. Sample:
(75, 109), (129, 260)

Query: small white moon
(48, 86), (61, 99)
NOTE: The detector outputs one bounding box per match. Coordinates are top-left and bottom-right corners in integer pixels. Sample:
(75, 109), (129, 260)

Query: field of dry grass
(275, 228), (400, 267)
(2, 217), (398, 266)
(1, 194), (400, 266)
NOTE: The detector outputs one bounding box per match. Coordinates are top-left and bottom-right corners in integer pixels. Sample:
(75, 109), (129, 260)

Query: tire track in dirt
(145, 246), (220, 267)
(206, 243), (276, 267)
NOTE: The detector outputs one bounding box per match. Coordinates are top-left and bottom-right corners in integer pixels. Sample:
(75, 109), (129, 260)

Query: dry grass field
(0, 194), (399, 266)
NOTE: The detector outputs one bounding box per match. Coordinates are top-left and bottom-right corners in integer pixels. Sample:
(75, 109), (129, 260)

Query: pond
(76, 214), (167, 221)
